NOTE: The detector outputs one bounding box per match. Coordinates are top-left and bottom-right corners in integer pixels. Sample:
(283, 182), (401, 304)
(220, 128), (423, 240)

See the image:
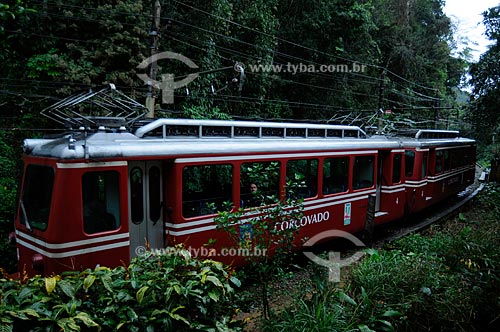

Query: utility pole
(377, 69), (386, 134)
(145, 0), (161, 118)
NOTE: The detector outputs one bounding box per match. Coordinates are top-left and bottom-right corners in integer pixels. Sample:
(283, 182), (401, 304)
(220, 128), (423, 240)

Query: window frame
(392, 154), (402, 184)
(352, 155), (375, 190)
(20, 164), (55, 231)
(286, 158), (319, 200)
(82, 170), (121, 234)
(322, 156), (350, 195)
(181, 163), (234, 218)
(405, 150), (416, 178)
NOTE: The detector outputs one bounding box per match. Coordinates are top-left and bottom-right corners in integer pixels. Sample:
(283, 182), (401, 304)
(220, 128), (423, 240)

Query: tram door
(128, 161), (164, 258)
(375, 151), (389, 212)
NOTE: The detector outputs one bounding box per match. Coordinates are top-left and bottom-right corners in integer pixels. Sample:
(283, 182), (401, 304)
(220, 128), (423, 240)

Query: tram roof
(22, 119), (475, 160)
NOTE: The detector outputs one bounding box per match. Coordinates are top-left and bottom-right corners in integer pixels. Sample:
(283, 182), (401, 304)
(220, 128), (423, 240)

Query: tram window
(461, 150), (467, 166)
(82, 171), (120, 234)
(182, 164), (233, 218)
(241, 161), (280, 207)
(435, 151), (443, 174)
(422, 153), (428, 178)
(286, 159), (318, 199)
(20, 165), (54, 231)
(148, 166), (162, 222)
(353, 155), (375, 190)
(130, 167), (144, 224)
(323, 157), (349, 195)
(462, 149), (469, 166)
(405, 150), (415, 177)
(392, 154), (402, 184)
(451, 150), (459, 169)
(443, 150), (450, 171)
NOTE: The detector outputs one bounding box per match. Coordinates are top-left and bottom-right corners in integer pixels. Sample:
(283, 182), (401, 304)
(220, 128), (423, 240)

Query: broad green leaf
(58, 280), (76, 298)
(205, 275), (223, 287)
(74, 312), (101, 331)
(337, 291), (357, 306)
(56, 318), (80, 332)
(208, 291), (219, 302)
(136, 286), (149, 304)
(44, 277), (57, 294)
(83, 274), (96, 291)
(229, 276), (241, 287)
(382, 310), (402, 317)
(169, 312), (190, 326)
(358, 324), (376, 332)
(100, 275), (113, 293)
(19, 308), (40, 318)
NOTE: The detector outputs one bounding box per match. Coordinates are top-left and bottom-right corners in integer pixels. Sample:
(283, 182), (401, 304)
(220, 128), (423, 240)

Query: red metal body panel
(376, 151), (406, 224)
(15, 157), (130, 275)
(14, 124), (477, 276)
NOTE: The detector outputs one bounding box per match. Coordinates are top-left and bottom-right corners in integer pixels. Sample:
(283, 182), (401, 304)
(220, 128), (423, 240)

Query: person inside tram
(242, 182), (262, 207)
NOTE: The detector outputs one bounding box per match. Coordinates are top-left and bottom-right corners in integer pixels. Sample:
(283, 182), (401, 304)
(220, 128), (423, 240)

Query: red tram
(14, 118), (476, 276)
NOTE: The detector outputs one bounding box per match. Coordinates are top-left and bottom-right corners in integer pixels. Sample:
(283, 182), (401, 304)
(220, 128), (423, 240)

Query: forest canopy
(0, 0), (473, 131)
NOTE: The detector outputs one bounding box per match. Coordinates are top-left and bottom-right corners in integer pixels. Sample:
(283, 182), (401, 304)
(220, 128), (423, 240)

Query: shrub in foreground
(0, 246), (242, 332)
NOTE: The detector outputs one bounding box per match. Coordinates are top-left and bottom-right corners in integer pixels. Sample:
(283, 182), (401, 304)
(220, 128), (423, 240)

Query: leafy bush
(0, 132), (20, 273)
(0, 246), (242, 332)
(348, 184), (500, 331)
(262, 273), (357, 332)
(260, 184), (500, 331)
(214, 192), (303, 319)
(0, 132), (18, 223)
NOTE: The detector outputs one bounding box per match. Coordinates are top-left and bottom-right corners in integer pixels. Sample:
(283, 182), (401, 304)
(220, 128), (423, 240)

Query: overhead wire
(170, 0), (441, 93)
(29, 0), (442, 100)
(24, 1), (439, 104)
(5, 0), (448, 116)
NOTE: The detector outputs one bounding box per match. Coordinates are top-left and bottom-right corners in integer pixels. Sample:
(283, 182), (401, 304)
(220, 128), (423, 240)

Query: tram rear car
(14, 119), (476, 275)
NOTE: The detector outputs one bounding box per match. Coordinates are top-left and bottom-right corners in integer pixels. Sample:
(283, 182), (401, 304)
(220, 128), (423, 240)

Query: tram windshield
(20, 164), (55, 231)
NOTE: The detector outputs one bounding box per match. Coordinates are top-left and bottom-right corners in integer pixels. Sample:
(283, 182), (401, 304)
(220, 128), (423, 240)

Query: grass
(257, 183), (500, 332)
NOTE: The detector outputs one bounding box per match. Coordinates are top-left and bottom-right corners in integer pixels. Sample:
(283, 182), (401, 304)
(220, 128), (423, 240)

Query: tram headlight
(8, 232), (16, 245)
(32, 254), (45, 273)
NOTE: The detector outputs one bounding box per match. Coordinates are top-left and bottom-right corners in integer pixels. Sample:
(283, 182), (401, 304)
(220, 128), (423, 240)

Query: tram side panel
(404, 149), (431, 214)
(376, 151), (406, 225)
(16, 159), (130, 276)
(428, 146), (476, 204)
(165, 152), (379, 264)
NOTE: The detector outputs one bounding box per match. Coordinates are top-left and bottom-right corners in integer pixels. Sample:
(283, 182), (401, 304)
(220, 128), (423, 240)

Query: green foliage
(262, 276), (357, 332)
(0, 0), (466, 124)
(26, 48), (65, 79)
(261, 184), (500, 331)
(0, 0), (33, 25)
(0, 132), (18, 273)
(468, 4), (500, 145)
(0, 246), (242, 331)
(214, 181), (304, 319)
(0, 133), (17, 223)
(181, 104), (231, 120)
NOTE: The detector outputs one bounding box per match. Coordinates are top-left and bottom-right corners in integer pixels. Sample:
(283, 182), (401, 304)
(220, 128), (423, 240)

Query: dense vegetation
(469, 5), (500, 157)
(1, 1), (500, 330)
(262, 183), (500, 332)
(0, 0), (472, 126)
(0, 0), (490, 250)
(1, 247), (242, 331)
